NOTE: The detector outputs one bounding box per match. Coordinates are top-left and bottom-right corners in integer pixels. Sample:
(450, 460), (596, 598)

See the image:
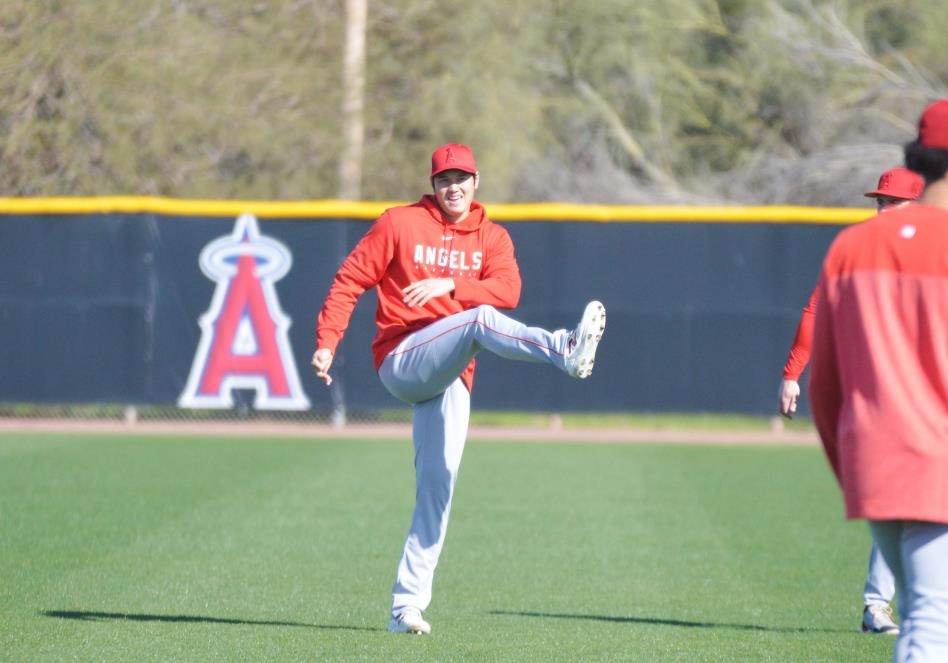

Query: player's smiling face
(432, 169), (479, 223)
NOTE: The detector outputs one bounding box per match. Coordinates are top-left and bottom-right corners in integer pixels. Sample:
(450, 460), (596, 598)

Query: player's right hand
(402, 277), (455, 308)
(312, 348), (334, 386)
(778, 379), (800, 419)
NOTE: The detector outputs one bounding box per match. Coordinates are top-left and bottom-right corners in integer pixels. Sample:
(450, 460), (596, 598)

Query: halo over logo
(178, 213), (310, 410)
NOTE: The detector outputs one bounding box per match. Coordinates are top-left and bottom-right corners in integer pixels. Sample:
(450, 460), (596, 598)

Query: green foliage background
(1, 0), (945, 204)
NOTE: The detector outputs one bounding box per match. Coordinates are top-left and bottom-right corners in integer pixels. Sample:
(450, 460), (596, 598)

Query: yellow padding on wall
(0, 196), (872, 224)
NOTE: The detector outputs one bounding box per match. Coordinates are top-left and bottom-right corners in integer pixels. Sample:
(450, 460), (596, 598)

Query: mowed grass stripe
(1, 434), (411, 660)
(438, 443), (873, 662)
(0, 432), (893, 662)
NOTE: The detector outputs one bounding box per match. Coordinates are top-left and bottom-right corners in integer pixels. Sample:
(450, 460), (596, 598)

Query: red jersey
(809, 203), (948, 523)
(316, 195), (521, 390)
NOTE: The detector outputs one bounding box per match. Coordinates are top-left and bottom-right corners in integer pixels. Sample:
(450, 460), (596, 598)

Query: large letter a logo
(178, 213), (311, 410)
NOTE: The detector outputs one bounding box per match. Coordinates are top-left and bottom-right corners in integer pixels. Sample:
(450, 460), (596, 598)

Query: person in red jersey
(810, 99), (948, 662)
(312, 143), (606, 635)
(777, 166), (923, 634)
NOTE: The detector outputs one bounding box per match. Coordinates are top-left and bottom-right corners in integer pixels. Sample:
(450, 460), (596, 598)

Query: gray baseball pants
(870, 520), (948, 662)
(378, 304), (570, 614)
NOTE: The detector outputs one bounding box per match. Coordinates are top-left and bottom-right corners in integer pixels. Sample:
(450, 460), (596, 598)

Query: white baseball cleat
(861, 604), (899, 635)
(388, 607), (431, 635)
(564, 300), (606, 379)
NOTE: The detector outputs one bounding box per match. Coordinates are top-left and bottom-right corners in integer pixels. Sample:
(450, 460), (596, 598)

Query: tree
(0, 0), (945, 205)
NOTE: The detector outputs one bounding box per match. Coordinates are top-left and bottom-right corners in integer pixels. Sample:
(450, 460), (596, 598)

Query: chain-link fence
(0, 402), (412, 426)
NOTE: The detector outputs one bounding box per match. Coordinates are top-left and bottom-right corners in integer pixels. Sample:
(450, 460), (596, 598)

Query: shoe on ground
(388, 608), (431, 635)
(564, 300), (606, 379)
(861, 604), (899, 635)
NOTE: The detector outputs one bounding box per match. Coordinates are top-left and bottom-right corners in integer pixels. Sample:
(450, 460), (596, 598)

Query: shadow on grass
(491, 610), (846, 634)
(42, 610), (376, 632)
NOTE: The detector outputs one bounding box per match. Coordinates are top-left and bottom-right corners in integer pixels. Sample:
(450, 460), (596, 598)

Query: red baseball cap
(863, 166), (924, 200)
(430, 143), (477, 177)
(918, 98), (948, 149)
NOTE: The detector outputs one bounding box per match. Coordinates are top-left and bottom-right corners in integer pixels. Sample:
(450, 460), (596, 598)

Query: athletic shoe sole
(567, 300), (606, 379)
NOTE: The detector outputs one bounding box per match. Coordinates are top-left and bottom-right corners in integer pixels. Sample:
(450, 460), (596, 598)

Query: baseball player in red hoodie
(312, 143), (606, 634)
(810, 98), (948, 661)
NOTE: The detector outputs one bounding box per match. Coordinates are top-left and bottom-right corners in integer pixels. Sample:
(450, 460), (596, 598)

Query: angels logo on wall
(178, 213), (310, 410)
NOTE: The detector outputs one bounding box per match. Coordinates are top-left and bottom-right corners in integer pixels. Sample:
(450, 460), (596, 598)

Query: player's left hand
(779, 379), (800, 419)
(402, 278), (455, 307)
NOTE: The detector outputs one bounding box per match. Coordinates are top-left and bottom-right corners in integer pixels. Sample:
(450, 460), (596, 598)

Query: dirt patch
(0, 417), (818, 445)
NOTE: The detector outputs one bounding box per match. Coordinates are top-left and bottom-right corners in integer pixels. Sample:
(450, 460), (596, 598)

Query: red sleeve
(782, 282), (820, 380)
(315, 214), (395, 353)
(452, 224), (521, 309)
(808, 268), (842, 482)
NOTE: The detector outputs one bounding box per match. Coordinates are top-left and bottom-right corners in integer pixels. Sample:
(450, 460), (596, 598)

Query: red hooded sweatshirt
(316, 195), (521, 391)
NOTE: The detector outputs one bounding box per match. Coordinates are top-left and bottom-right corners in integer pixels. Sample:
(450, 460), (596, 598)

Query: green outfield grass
(0, 431), (893, 662)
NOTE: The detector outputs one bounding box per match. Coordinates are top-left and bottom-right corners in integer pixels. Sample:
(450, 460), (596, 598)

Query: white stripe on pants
(870, 520), (948, 663)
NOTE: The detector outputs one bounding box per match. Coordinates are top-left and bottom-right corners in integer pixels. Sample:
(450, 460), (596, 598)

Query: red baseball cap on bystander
(431, 143), (478, 177)
(863, 167), (924, 200)
(918, 99), (948, 149)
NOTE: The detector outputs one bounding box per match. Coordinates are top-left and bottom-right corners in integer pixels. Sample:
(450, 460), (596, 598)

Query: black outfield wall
(0, 201), (864, 416)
